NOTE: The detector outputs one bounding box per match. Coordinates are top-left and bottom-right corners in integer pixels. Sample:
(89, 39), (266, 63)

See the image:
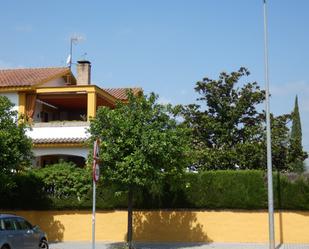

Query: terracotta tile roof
(33, 137), (86, 144)
(103, 87), (142, 100)
(0, 67), (70, 87)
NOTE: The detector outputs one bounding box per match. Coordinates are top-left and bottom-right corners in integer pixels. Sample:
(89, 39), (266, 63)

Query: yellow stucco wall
(6, 210), (309, 243)
(18, 92), (26, 116)
(87, 91), (97, 121)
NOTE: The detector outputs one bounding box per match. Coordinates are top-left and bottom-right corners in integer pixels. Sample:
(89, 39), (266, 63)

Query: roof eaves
(94, 85), (118, 105)
(33, 67), (73, 87)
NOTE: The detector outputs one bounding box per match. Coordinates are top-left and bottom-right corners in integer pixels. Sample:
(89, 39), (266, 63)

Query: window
(17, 218), (32, 230)
(3, 218), (16, 230)
(0, 219), (5, 230)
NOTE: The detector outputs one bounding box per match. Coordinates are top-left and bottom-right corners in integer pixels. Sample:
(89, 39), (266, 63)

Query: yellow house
(0, 60), (141, 167)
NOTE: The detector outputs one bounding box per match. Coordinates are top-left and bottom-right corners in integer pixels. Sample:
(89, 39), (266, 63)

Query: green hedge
(274, 172), (309, 210)
(0, 172), (49, 209)
(184, 170), (268, 209)
(2, 167), (309, 210)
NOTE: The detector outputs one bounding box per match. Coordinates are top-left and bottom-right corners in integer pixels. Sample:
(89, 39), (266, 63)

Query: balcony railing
(27, 121), (89, 141)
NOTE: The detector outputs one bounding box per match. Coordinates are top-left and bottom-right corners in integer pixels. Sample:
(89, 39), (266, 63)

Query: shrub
(274, 172), (309, 210)
(0, 172), (49, 210)
(3, 168), (309, 210)
(83, 183), (128, 209)
(32, 161), (92, 201)
(184, 170), (267, 209)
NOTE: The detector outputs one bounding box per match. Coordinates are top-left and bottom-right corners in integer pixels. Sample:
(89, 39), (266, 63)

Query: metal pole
(263, 1), (275, 249)
(69, 38), (73, 69)
(92, 180), (96, 249)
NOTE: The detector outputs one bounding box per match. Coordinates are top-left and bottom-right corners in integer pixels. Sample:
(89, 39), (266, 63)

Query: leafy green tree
(268, 113), (291, 171)
(288, 96), (308, 172)
(182, 68), (304, 172)
(89, 91), (191, 248)
(0, 96), (32, 173)
(182, 68), (266, 170)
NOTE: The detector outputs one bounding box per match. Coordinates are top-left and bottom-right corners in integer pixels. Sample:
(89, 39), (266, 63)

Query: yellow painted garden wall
(7, 210), (309, 243)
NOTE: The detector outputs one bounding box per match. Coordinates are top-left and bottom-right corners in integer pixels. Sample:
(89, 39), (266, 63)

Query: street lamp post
(263, 1), (275, 249)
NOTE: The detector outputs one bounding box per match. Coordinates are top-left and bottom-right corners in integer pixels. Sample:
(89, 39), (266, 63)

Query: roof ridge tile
(0, 66), (69, 71)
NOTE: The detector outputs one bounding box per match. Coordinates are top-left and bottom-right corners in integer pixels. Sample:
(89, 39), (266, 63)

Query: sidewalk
(49, 242), (309, 249)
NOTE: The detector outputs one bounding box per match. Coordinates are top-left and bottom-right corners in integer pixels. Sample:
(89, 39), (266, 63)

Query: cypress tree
(291, 96), (302, 144)
(289, 95), (307, 172)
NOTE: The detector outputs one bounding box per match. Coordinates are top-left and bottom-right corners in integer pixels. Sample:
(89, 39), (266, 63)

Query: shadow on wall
(23, 212), (65, 242)
(132, 211), (212, 243)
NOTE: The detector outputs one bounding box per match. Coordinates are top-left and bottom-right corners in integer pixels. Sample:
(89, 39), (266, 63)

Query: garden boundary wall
(4, 210), (309, 243)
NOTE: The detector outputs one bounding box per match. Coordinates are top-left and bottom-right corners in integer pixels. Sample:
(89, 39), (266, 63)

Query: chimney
(76, 60), (91, 85)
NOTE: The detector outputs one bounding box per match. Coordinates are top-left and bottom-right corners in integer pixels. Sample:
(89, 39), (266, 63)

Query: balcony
(27, 121), (90, 167)
(27, 121), (89, 141)
(33, 93), (88, 122)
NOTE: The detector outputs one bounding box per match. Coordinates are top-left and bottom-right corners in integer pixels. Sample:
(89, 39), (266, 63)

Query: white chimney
(76, 60), (91, 85)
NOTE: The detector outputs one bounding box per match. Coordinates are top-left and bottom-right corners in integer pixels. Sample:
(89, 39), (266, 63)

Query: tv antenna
(67, 34), (85, 68)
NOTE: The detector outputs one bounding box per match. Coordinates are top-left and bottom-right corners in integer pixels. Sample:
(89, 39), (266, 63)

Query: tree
(89, 91), (191, 248)
(181, 68), (299, 171)
(268, 113), (291, 171)
(181, 67), (266, 170)
(288, 95), (308, 172)
(0, 96), (32, 173)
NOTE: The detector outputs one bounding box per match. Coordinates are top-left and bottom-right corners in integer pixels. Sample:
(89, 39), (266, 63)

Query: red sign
(93, 139), (100, 182)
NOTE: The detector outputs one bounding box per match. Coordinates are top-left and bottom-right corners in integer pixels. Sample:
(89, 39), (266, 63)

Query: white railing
(27, 121), (89, 140)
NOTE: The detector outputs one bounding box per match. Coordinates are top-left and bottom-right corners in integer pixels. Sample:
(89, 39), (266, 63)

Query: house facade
(0, 61), (141, 167)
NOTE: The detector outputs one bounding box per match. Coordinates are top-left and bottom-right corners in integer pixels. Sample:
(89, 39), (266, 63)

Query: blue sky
(1, 1), (309, 151)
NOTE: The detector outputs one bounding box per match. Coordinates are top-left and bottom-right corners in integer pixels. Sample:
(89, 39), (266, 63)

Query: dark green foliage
(269, 114), (291, 171)
(181, 68), (302, 172)
(83, 182), (129, 209)
(0, 96), (32, 172)
(183, 171), (309, 210)
(184, 170), (267, 209)
(3, 169), (309, 210)
(89, 91), (192, 247)
(181, 68), (266, 170)
(291, 96), (302, 145)
(31, 161), (92, 201)
(0, 172), (16, 205)
(0, 172), (49, 210)
(274, 172), (309, 210)
(135, 182), (191, 209)
(11, 172), (50, 209)
(89, 91), (191, 192)
(136, 171), (309, 210)
(288, 96), (308, 172)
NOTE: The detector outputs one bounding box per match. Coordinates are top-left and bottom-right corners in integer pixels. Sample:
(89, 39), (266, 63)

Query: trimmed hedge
(184, 170), (268, 209)
(0, 172), (49, 209)
(2, 168), (309, 210)
(274, 172), (309, 210)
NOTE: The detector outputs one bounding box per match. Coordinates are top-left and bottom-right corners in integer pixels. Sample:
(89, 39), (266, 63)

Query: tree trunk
(127, 186), (133, 249)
